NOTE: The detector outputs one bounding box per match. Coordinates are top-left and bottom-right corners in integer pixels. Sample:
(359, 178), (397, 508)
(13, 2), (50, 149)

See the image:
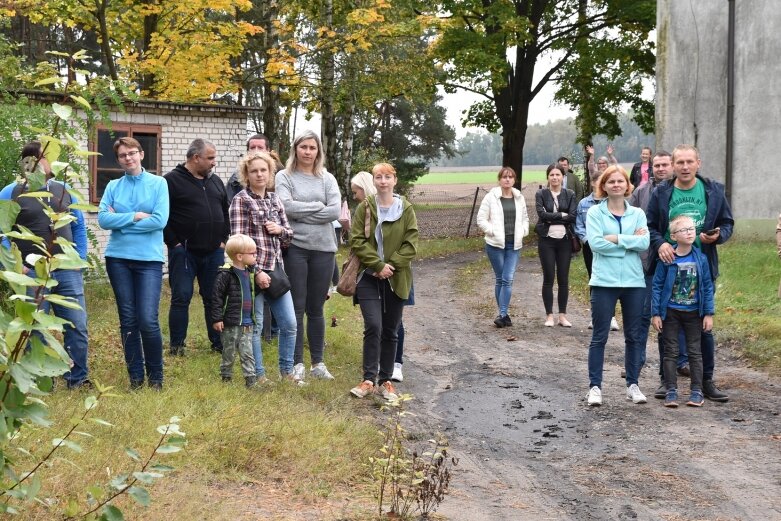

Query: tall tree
(5, 0), (258, 101)
(430, 0), (655, 183)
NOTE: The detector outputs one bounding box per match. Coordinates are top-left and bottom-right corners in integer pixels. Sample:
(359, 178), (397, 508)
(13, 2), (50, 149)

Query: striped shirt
(229, 188), (293, 271)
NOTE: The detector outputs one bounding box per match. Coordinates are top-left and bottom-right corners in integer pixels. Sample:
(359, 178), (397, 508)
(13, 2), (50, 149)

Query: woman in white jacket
(476, 167), (530, 327)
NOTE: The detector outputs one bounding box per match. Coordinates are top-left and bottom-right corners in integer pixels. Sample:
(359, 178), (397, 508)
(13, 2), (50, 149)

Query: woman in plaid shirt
(229, 152), (299, 383)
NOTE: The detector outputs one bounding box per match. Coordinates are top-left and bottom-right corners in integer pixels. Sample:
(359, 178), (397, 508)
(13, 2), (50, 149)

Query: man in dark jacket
(1, 142), (91, 389)
(646, 144), (734, 402)
(557, 156), (584, 205)
(164, 139), (230, 355)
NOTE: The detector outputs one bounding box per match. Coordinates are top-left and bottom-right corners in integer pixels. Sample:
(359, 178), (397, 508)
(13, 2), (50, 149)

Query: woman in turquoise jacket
(584, 166), (649, 407)
(98, 137), (169, 390)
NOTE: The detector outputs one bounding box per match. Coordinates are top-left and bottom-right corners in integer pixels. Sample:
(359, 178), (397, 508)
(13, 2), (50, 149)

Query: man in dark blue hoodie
(164, 139), (230, 355)
(646, 144), (734, 402)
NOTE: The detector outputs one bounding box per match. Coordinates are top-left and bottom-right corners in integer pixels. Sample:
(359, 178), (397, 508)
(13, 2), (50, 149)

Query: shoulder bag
(336, 203), (371, 297)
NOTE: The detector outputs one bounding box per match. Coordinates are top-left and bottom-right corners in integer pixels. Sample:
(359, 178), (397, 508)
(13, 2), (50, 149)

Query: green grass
(15, 237), (484, 519)
(16, 279), (380, 519)
(714, 238), (781, 371)
(415, 170), (546, 185)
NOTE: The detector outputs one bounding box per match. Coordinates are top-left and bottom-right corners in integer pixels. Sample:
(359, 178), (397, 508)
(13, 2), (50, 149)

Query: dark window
(89, 124), (162, 204)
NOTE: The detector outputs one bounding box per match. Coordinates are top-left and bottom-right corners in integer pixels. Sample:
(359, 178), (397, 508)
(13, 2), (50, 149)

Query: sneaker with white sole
(310, 362), (335, 380)
(626, 383), (647, 404)
(376, 381), (399, 401)
(292, 363), (306, 383)
(350, 380), (375, 398)
(587, 386), (602, 406)
(610, 317), (620, 331)
(391, 363), (404, 382)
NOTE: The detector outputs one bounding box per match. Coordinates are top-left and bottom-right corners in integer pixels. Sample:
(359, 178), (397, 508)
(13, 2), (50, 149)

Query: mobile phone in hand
(704, 228), (719, 236)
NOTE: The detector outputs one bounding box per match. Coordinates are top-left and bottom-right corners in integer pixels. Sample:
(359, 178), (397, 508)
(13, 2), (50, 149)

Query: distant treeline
(435, 113), (655, 168)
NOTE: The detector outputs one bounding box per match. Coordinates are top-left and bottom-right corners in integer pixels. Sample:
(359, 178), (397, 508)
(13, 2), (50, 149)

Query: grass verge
(16, 237), (482, 519)
(415, 170), (546, 185)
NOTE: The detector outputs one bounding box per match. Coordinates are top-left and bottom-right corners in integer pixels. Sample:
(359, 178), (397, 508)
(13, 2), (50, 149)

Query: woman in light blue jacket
(98, 137), (169, 390)
(584, 166), (649, 407)
(476, 167), (530, 328)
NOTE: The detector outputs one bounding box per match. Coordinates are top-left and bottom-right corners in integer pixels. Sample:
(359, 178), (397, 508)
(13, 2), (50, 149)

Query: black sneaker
(169, 345), (186, 357)
(502, 315), (513, 327)
(211, 345), (223, 354)
(130, 379), (144, 391)
(703, 379), (729, 402)
(222, 376), (232, 383)
(654, 381), (666, 399)
(149, 381), (163, 392)
(66, 379), (93, 390)
(245, 376), (258, 388)
(493, 315), (506, 328)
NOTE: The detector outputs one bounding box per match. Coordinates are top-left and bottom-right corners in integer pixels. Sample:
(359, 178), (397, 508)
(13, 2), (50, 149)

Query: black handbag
(258, 261), (291, 299)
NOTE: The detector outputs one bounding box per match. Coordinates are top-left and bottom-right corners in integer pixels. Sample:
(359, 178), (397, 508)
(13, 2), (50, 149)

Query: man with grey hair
(164, 139), (230, 355)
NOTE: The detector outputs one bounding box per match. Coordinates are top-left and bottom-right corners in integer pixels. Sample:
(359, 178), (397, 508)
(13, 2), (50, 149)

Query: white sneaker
(626, 383), (647, 404)
(292, 363), (306, 384)
(588, 320), (593, 329)
(350, 380), (374, 398)
(587, 386), (602, 406)
(391, 363), (404, 382)
(310, 362), (335, 380)
(376, 381), (399, 401)
(610, 317), (620, 331)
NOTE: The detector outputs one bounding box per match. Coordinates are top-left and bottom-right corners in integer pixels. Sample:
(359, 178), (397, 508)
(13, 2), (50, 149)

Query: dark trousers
(539, 235), (572, 314)
(283, 244), (334, 365)
(662, 308), (704, 392)
(167, 246), (224, 350)
(357, 275), (405, 385)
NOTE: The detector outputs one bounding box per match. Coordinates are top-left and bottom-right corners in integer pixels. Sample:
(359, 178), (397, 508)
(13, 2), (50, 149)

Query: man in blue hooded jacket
(646, 144), (734, 402)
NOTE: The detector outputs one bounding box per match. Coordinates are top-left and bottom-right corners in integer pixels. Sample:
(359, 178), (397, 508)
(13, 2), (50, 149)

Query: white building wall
(657, 0), (781, 219)
(74, 105), (248, 258)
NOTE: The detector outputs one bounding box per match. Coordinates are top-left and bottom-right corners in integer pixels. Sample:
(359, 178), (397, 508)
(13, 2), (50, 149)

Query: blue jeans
(485, 241), (520, 317)
(641, 274), (688, 371)
(106, 257), (164, 384)
(588, 286), (645, 388)
(40, 269), (89, 387)
(168, 246), (224, 350)
(252, 290), (297, 376)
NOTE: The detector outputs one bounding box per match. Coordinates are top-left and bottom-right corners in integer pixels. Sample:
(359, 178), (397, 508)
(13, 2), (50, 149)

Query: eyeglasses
(672, 227), (695, 234)
(118, 150), (140, 160)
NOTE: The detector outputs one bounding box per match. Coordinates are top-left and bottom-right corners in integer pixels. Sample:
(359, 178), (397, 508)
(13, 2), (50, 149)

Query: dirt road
(401, 251), (781, 521)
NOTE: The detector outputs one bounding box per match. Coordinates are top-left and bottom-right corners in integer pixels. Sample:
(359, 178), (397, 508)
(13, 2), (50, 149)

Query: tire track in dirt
(400, 250), (781, 520)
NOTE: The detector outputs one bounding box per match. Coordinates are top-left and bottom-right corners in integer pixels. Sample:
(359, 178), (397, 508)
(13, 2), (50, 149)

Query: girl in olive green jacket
(349, 163), (418, 402)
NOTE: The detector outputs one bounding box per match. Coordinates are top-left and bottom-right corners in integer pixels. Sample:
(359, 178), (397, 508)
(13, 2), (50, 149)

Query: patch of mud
(401, 251), (781, 520)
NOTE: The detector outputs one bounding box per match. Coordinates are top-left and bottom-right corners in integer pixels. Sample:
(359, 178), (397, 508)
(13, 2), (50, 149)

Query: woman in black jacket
(535, 164), (578, 327)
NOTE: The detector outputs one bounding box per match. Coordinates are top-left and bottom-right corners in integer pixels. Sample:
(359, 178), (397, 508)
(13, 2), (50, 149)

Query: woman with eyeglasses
(98, 137), (169, 390)
(229, 152), (298, 384)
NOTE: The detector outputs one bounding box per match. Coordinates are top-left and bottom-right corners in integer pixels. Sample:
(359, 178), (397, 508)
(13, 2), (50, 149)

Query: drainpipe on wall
(725, 0), (735, 205)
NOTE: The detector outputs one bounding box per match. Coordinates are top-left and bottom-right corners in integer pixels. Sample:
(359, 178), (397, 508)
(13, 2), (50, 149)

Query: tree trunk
(319, 0), (338, 175)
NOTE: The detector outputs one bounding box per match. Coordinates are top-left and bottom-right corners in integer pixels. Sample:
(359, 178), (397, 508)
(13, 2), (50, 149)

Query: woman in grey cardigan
(275, 130), (342, 383)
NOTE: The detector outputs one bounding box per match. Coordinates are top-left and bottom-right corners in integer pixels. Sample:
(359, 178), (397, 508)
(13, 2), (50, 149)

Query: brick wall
(76, 105), (249, 260)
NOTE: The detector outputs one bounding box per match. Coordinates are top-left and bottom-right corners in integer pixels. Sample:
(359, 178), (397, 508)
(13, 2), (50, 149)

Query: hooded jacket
(210, 264), (255, 327)
(476, 186), (530, 249)
(651, 246), (715, 320)
(163, 164), (230, 253)
(350, 194), (418, 300)
(585, 199), (649, 288)
(646, 174), (734, 280)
